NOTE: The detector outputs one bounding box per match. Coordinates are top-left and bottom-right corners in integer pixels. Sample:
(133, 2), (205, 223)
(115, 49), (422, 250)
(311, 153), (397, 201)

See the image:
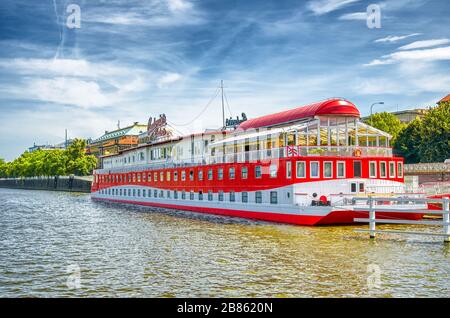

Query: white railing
(352, 196), (450, 243)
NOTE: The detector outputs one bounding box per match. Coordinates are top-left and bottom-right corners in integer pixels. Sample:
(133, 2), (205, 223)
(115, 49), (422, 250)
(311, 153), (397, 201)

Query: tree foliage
(394, 102), (450, 163)
(364, 112), (405, 142)
(0, 139), (97, 178)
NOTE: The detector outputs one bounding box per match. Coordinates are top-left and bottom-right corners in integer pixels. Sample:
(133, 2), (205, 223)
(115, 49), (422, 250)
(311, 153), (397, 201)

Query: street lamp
(370, 102), (384, 125)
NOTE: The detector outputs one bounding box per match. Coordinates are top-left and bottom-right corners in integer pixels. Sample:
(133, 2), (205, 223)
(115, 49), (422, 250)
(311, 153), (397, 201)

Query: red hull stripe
(92, 197), (424, 226)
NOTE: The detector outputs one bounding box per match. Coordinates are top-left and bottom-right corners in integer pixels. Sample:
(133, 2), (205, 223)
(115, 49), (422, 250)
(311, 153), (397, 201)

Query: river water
(0, 188), (449, 298)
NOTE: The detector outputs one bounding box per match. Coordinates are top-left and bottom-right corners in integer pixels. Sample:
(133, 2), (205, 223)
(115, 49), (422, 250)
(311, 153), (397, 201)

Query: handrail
(353, 196), (450, 243)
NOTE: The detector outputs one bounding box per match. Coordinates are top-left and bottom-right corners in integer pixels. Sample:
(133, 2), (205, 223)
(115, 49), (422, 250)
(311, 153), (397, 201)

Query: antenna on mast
(221, 80), (225, 128)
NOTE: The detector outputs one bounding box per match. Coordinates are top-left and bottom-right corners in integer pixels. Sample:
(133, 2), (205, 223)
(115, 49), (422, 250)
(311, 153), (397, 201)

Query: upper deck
(97, 98), (394, 174)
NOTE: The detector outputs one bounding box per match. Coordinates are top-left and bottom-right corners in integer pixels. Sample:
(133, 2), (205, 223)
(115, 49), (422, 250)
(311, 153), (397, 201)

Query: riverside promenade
(0, 176), (92, 193)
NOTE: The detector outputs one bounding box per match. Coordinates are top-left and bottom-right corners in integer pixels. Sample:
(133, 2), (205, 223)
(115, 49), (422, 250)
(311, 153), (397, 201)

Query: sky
(0, 0), (449, 160)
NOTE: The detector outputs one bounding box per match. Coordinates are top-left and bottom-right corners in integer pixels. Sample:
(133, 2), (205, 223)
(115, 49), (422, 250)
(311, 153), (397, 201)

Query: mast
(221, 80), (225, 128)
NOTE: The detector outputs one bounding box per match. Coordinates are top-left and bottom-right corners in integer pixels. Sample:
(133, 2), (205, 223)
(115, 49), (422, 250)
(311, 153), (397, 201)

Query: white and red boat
(91, 98), (427, 225)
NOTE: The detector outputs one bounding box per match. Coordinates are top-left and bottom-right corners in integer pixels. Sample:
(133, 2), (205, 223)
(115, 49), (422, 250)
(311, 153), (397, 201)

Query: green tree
(364, 112), (405, 142)
(1, 138), (97, 178)
(417, 101), (450, 162)
(394, 118), (423, 164)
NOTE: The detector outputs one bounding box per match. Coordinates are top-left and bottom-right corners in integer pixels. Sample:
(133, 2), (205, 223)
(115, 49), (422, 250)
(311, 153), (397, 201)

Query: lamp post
(370, 102), (384, 125)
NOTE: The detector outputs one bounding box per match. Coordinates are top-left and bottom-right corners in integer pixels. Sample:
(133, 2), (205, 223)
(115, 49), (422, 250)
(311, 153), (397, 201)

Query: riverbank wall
(0, 176), (92, 193)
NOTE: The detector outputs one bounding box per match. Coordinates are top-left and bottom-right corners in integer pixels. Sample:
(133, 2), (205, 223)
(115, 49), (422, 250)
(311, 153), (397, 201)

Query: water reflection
(0, 189), (449, 297)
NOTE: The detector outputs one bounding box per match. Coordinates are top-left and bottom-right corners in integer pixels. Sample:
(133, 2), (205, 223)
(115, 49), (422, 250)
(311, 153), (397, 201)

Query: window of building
(174, 171), (178, 181)
(137, 174), (141, 182)
(359, 183), (365, 193)
(255, 191), (262, 204)
(389, 162), (396, 178)
(218, 168), (224, 180)
(148, 189), (151, 197)
(190, 191), (194, 200)
(154, 172), (158, 182)
(296, 161), (306, 178)
(198, 170), (203, 181)
(167, 190), (171, 198)
(255, 166), (262, 178)
(160, 172), (164, 182)
(182, 190), (186, 200)
(270, 191), (278, 204)
(229, 191), (235, 202)
(337, 161), (345, 178)
(218, 191), (224, 202)
(166, 171), (171, 182)
(380, 162), (387, 178)
(397, 162), (403, 177)
(369, 161), (377, 178)
(208, 190), (213, 201)
(324, 162), (332, 178)
(181, 171), (186, 181)
(310, 161), (319, 178)
(198, 191), (203, 201)
(229, 167), (235, 179)
(270, 164), (277, 178)
(133, 189), (136, 197)
(154, 190), (157, 197)
(174, 190), (178, 199)
(148, 173), (152, 182)
(137, 189), (141, 197)
(351, 182), (357, 193)
(189, 170), (194, 181)
(242, 192), (248, 203)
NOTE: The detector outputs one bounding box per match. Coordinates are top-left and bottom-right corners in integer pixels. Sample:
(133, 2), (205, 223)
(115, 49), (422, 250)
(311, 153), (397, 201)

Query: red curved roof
(238, 98), (360, 130)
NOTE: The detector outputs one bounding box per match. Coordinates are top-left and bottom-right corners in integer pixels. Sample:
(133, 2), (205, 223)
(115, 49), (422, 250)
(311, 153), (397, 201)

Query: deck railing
(352, 196), (450, 243)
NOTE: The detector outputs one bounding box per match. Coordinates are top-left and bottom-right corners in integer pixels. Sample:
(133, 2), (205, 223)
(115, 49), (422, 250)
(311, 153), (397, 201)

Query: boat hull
(92, 197), (425, 226)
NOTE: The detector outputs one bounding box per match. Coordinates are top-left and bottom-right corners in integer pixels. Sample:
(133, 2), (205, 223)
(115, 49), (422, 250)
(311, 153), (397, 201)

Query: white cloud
(338, 12), (366, 20)
(365, 46), (450, 66)
(398, 39), (450, 50)
(374, 33), (421, 43)
(157, 72), (182, 88)
(28, 77), (110, 108)
(84, 0), (205, 27)
(307, 0), (361, 15)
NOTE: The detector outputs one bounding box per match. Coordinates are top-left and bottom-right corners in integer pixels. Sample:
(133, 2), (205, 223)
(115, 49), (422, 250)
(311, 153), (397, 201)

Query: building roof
(91, 124), (147, 143)
(237, 98), (360, 130)
(438, 94), (450, 104)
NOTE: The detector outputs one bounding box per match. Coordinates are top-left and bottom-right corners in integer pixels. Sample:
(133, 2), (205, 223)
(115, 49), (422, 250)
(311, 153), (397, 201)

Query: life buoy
(353, 148), (362, 157)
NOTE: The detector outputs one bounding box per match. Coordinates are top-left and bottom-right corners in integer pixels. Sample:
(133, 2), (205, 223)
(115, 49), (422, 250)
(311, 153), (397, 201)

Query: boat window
(310, 162), (319, 178)
(255, 191), (262, 204)
(369, 161), (377, 178)
(242, 192), (248, 203)
(255, 166), (262, 178)
(351, 182), (357, 193)
(353, 161), (362, 178)
(389, 162), (396, 178)
(359, 183), (365, 193)
(337, 161), (345, 178)
(380, 162), (387, 178)
(270, 191), (278, 204)
(229, 167), (235, 179)
(397, 162), (403, 177)
(286, 161), (292, 179)
(296, 161), (306, 178)
(324, 162), (332, 178)
(270, 164), (277, 178)
(242, 167), (248, 179)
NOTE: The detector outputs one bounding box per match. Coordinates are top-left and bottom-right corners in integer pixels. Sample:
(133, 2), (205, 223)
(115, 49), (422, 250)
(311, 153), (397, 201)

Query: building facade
(86, 122), (147, 167)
